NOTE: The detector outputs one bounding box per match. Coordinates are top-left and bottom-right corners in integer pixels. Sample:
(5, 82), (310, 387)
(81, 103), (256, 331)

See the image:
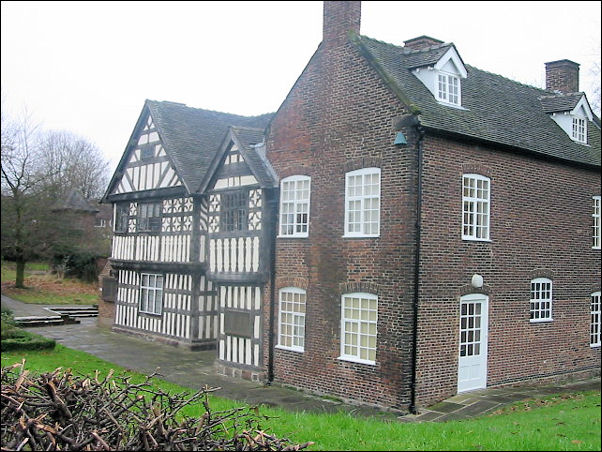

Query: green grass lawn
(2, 346), (600, 451)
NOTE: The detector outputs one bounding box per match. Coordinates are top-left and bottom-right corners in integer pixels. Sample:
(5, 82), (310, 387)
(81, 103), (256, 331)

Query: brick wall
(415, 135), (601, 407)
(264, 35), (419, 410)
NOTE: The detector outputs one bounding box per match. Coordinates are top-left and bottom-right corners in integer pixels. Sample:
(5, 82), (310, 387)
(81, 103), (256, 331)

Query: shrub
(0, 325), (56, 351)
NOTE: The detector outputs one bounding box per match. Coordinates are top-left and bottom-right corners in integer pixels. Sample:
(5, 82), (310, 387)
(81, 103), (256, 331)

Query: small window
(220, 191), (248, 232)
(437, 73), (461, 105)
(339, 292), (378, 364)
(137, 202), (161, 232)
(344, 168), (380, 237)
(462, 174), (490, 241)
(593, 196), (601, 249)
(572, 116), (587, 143)
(279, 176), (311, 237)
(139, 273), (163, 315)
(114, 204), (129, 233)
(278, 288), (306, 352)
(591, 292), (601, 347)
(530, 278), (553, 322)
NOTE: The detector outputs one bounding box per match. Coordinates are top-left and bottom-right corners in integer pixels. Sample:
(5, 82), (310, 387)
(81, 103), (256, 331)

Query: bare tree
(1, 104), (112, 287)
(0, 108), (54, 287)
(38, 130), (110, 200)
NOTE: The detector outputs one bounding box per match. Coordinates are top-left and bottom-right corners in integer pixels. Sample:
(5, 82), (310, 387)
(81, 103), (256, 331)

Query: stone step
(13, 316), (65, 327)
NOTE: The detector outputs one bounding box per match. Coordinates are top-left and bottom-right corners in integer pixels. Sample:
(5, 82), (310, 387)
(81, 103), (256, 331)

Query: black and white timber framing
(103, 100), (274, 359)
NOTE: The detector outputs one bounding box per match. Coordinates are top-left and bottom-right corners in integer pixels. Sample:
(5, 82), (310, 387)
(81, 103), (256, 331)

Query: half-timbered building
(103, 100), (272, 351)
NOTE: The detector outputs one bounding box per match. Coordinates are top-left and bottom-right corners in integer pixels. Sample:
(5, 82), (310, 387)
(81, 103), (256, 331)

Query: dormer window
(572, 116), (587, 143)
(541, 93), (593, 145)
(409, 43), (468, 109)
(438, 73), (460, 105)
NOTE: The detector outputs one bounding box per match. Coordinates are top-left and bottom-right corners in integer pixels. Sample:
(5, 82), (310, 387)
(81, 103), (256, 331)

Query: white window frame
(139, 273), (163, 315)
(277, 287), (306, 352)
(530, 278), (553, 323)
(591, 292), (601, 347)
(572, 116), (587, 144)
(339, 292), (378, 365)
(437, 72), (461, 106)
(593, 196), (601, 250)
(344, 168), (381, 238)
(279, 175), (311, 238)
(462, 174), (491, 241)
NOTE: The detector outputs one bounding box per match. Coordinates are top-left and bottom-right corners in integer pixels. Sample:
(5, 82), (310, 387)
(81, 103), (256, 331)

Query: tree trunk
(15, 258), (26, 289)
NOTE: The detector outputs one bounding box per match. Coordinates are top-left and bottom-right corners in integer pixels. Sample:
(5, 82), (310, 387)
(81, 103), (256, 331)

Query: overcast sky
(2, 1), (600, 172)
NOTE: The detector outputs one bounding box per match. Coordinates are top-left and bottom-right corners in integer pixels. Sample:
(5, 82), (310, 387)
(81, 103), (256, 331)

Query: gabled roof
(104, 101), (273, 199)
(402, 43), (456, 69)
(146, 100), (273, 193)
(354, 35), (601, 168)
(199, 126), (277, 193)
(231, 126), (278, 188)
(53, 190), (99, 213)
(540, 93), (585, 113)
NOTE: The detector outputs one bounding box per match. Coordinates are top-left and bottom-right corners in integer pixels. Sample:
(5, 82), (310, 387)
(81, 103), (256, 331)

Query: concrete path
(2, 294), (600, 422)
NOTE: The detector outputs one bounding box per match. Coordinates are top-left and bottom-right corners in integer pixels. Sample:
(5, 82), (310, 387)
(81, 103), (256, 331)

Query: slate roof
(354, 35), (601, 167)
(402, 43), (455, 69)
(539, 93), (584, 113)
(231, 126), (278, 188)
(146, 101), (273, 193)
(54, 190), (99, 213)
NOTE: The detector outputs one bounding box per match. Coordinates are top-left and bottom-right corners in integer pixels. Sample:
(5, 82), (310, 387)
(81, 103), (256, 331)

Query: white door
(457, 294), (489, 392)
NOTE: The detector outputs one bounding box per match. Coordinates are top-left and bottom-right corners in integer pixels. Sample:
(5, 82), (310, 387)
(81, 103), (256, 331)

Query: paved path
(2, 294), (600, 422)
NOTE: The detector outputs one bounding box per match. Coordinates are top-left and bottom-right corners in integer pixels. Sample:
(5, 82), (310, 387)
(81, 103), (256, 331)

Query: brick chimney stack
(403, 35), (444, 51)
(545, 59), (580, 93)
(323, 1), (361, 46)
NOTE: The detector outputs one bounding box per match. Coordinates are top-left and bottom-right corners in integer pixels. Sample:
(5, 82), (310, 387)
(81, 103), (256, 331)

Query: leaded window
(438, 73), (460, 105)
(139, 273), (163, 315)
(220, 191), (248, 232)
(530, 278), (553, 322)
(462, 174), (490, 241)
(137, 202), (161, 232)
(340, 293), (378, 364)
(591, 292), (601, 347)
(593, 196), (601, 249)
(280, 176), (311, 237)
(278, 288), (306, 352)
(344, 168), (380, 237)
(114, 203), (129, 233)
(572, 116), (587, 143)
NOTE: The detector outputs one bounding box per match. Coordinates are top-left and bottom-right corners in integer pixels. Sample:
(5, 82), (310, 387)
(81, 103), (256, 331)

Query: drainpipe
(266, 188), (279, 384)
(409, 123), (425, 414)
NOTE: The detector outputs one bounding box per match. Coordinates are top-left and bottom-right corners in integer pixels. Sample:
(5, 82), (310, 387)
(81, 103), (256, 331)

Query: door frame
(457, 293), (489, 393)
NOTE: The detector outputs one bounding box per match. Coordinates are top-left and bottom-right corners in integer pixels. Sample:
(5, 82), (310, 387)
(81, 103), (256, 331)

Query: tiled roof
(401, 43), (455, 69)
(54, 190), (99, 213)
(539, 93), (584, 113)
(146, 100), (273, 192)
(231, 126), (277, 188)
(355, 35), (601, 167)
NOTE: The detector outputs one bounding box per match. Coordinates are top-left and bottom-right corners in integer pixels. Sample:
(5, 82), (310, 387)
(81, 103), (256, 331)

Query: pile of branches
(1, 361), (313, 451)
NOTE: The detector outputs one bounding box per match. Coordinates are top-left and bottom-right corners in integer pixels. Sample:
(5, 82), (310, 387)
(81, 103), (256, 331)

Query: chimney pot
(323, 1), (361, 46)
(545, 59), (580, 93)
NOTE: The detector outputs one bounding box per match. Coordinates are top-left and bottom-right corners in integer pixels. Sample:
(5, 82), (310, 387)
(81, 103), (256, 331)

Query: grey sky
(2, 1), (600, 172)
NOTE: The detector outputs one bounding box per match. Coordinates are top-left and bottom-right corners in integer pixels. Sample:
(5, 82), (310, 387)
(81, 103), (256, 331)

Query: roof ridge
(146, 99), (274, 121)
(464, 64), (548, 94)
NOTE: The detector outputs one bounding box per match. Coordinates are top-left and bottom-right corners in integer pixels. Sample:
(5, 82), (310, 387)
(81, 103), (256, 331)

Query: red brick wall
(415, 135), (601, 407)
(264, 35), (418, 410)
